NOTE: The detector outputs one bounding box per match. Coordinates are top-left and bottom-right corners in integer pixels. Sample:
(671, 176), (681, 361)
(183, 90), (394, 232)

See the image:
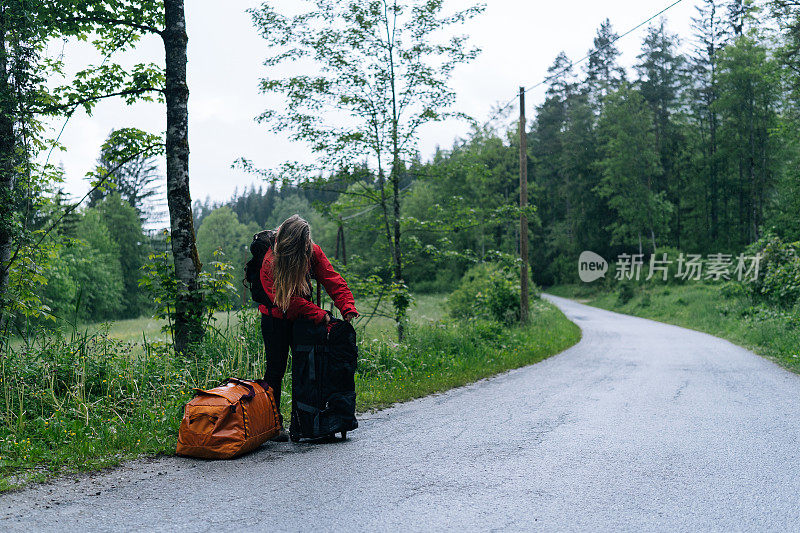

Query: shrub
(547, 254), (573, 286)
(640, 292), (651, 307)
(745, 233), (800, 309)
(447, 262), (533, 325)
(617, 283), (635, 305)
(410, 268), (461, 294)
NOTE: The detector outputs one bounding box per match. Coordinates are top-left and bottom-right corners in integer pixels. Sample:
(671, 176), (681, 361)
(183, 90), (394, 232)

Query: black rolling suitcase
(289, 317), (358, 442)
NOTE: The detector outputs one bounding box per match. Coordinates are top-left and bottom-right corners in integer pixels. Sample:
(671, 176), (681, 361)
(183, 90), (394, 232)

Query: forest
(1, 0), (799, 485)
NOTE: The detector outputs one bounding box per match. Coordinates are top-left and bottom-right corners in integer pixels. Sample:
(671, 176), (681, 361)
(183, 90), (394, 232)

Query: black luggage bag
(289, 318), (358, 442)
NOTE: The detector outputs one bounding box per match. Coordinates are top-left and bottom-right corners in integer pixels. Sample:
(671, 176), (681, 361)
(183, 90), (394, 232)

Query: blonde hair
(272, 214), (313, 311)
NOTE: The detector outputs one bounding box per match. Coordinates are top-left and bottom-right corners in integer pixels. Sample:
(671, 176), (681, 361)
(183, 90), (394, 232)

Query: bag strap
(254, 378), (281, 424)
(193, 379), (256, 410)
(220, 378), (256, 402)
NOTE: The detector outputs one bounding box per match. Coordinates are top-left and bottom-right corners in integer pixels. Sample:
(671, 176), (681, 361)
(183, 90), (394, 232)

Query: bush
(640, 292), (651, 307)
(447, 262), (535, 325)
(410, 268), (462, 294)
(617, 283), (635, 305)
(546, 254), (573, 286)
(745, 233), (800, 309)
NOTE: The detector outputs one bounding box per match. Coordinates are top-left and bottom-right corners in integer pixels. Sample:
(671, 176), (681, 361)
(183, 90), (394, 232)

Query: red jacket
(259, 243), (358, 324)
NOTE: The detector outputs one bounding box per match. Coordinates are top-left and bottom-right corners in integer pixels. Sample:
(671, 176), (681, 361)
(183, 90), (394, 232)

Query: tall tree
(585, 19), (627, 106)
(163, 0), (202, 353)
(561, 88), (605, 256)
(635, 21), (687, 246)
(39, 1), (203, 353)
(95, 193), (151, 317)
(689, 0), (729, 245)
(595, 85), (671, 253)
(89, 128), (163, 221)
(249, 0), (484, 340)
(0, 1), (87, 330)
(0, 4), (19, 321)
(768, 1), (800, 240)
(531, 52), (577, 282)
(714, 33), (779, 245)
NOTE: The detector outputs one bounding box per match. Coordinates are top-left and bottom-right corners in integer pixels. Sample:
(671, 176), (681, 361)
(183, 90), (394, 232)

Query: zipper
(317, 339), (324, 434)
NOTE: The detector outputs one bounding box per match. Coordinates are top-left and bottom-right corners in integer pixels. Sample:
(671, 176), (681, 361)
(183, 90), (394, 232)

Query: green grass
(356, 292), (446, 340)
(549, 283), (800, 373)
(35, 293), (445, 345)
(354, 299), (581, 410)
(0, 294), (579, 491)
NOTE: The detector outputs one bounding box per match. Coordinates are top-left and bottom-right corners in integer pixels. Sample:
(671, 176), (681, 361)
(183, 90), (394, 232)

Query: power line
(488, 0), (687, 124)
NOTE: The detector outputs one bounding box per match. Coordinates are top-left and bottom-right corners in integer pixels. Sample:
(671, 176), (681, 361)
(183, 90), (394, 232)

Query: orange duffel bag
(176, 378), (280, 459)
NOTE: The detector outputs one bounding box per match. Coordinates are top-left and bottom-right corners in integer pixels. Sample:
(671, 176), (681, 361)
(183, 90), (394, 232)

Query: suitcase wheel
(340, 431), (347, 440)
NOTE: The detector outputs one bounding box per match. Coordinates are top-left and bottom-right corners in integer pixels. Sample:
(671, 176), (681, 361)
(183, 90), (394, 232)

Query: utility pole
(518, 87), (529, 325)
(335, 223), (347, 266)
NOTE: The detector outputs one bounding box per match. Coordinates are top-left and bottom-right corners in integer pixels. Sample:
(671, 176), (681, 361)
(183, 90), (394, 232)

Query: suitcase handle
(220, 378), (256, 402)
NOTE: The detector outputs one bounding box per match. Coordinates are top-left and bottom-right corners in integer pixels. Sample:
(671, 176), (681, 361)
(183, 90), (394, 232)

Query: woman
(259, 214), (358, 441)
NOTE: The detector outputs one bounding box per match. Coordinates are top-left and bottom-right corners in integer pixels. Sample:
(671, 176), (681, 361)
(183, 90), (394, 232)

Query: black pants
(261, 314), (292, 424)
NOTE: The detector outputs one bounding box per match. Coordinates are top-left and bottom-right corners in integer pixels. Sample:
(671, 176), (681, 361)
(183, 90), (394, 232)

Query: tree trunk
(334, 223), (347, 266)
(709, 110), (718, 243)
(376, 167), (393, 251)
(0, 11), (17, 327)
(340, 225), (347, 266)
(386, 11), (406, 342)
(391, 162), (404, 341)
(675, 197), (682, 250)
(650, 228), (657, 255)
(163, 0), (202, 355)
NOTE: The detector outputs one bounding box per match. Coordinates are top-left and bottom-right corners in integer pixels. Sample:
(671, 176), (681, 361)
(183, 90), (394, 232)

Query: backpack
(243, 229), (321, 308)
(176, 378), (280, 459)
(243, 230), (276, 307)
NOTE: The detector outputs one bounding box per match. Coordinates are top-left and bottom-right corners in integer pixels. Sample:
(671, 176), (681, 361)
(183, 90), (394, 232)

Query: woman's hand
(344, 313), (357, 323)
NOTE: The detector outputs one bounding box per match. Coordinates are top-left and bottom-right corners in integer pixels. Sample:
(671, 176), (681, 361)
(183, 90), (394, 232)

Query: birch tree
(249, 0), (484, 340)
(2, 1), (203, 353)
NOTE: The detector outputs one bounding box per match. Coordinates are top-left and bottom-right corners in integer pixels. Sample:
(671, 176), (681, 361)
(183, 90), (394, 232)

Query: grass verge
(549, 283), (800, 373)
(0, 296), (579, 491)
(355, 298), (580, 410)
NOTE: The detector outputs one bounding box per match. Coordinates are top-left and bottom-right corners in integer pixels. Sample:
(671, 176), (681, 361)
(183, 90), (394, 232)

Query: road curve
(2, 295), (800, 532)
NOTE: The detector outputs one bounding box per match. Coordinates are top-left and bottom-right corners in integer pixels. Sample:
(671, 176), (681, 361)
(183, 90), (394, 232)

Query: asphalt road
(3, 295), (800, 532)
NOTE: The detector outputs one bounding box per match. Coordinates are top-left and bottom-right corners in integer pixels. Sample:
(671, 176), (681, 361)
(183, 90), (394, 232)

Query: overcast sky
(51, 0), (702, 209)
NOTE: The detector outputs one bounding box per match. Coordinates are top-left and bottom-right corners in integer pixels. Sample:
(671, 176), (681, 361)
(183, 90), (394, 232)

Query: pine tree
(89, 129), (163, 222)
(585, 19), (627, 106)
(595, 85), (671, 253)
(715, 32), (779, 245)
(533, 53), (573, 249)
(689, 0), (729, 245)
(635, 21), (687, 246)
